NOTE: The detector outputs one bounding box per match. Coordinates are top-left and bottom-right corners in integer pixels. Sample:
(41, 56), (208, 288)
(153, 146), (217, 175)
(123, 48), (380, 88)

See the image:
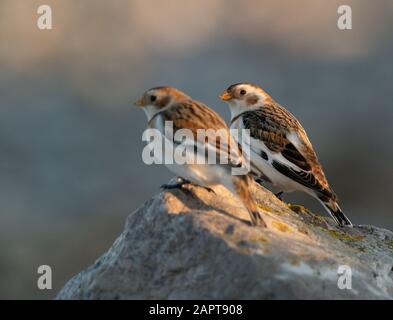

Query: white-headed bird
(220, 82), (352, 227)
(135, 86), (266, 227)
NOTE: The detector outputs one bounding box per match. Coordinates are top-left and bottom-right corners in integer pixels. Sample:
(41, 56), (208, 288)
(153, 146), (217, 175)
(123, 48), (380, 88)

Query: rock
(56, 179), (393, 299)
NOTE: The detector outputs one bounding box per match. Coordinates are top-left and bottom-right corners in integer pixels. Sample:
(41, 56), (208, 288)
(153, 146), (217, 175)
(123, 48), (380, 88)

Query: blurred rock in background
(0, 0), (392, 298)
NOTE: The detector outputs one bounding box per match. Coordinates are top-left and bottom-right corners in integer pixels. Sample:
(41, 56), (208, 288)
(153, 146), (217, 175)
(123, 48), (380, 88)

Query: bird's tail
(318, 197), (352, 227)
(232, 175), (267, 227)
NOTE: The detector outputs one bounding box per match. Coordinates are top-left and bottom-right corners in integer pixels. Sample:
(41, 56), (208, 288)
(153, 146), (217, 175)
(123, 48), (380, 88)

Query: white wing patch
(231, 115), (314, 193)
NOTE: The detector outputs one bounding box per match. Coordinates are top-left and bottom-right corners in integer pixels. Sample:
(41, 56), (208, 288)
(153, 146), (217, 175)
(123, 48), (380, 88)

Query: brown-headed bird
(135, 86), (266, 227)
(220, 82), (352, 227)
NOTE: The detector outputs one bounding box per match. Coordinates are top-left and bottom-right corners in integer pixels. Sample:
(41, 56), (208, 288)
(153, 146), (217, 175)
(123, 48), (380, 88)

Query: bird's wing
(242, 103), (335, 199)
(161, 100), (244, 168)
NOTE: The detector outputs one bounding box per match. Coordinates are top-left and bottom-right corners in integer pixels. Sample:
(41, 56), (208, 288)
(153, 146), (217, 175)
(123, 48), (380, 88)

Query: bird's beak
(219, 91), (232, 101)
(134, 98), (144, 107)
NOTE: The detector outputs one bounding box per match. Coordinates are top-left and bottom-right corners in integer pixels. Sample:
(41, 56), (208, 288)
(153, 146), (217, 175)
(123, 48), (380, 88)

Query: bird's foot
(161, 178), (216, 194)
(201, 186), (216, 194)
(275, 191), (284, 201)
(189, 182), (216, 194)
(160, 177), (189, 190)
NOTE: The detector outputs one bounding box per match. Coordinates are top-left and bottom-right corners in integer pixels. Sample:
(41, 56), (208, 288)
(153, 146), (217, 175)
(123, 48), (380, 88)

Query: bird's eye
(240, 89), (246, 95)
(150, 95), (157, 102)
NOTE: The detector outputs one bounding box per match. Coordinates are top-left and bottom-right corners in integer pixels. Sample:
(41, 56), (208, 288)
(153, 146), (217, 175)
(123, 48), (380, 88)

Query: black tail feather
(321, 200), (353, 227)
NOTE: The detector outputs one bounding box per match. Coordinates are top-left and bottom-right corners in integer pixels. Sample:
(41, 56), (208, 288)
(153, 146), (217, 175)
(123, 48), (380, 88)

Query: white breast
(230, 115), (311, 194)
(147, 114), (231, 187)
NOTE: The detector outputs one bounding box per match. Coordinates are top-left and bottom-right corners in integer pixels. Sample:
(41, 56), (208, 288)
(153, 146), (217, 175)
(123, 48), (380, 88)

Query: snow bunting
(135, 86), (266, 227)
(220, 82), (352, 227)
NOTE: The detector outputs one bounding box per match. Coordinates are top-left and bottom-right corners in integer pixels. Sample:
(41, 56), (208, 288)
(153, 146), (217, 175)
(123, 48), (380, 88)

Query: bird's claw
(160, 177), (188, 190)
(203, 186), (216, 194)
(160, 178), (215, 194)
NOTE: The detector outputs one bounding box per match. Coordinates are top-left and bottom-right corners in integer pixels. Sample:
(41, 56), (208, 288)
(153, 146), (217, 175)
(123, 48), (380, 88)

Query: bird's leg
(275, 191), (284, 201)
(160, 177), (189, 190)
(188, 182), (216, 194)
(161, 177), (216, 194)
(199, 185), (216, 194)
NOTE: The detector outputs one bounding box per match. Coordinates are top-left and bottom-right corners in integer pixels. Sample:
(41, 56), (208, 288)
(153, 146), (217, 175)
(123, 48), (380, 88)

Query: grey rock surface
(57, 180), (393, 299)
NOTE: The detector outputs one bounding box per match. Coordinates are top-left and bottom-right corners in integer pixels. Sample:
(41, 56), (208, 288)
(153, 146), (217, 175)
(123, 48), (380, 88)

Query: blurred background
(1, 0), (392, 299)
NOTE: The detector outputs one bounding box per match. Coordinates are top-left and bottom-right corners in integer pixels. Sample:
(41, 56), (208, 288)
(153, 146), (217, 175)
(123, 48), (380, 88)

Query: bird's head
(135, 86), (190, 121)
(219, 82), (271, 118)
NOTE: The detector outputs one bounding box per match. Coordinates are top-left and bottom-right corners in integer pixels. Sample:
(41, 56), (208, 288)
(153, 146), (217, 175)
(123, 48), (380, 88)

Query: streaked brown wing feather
(163, 101), (227, 132)
(162, 100), (243, 167)
(242, 103), (334, 197)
